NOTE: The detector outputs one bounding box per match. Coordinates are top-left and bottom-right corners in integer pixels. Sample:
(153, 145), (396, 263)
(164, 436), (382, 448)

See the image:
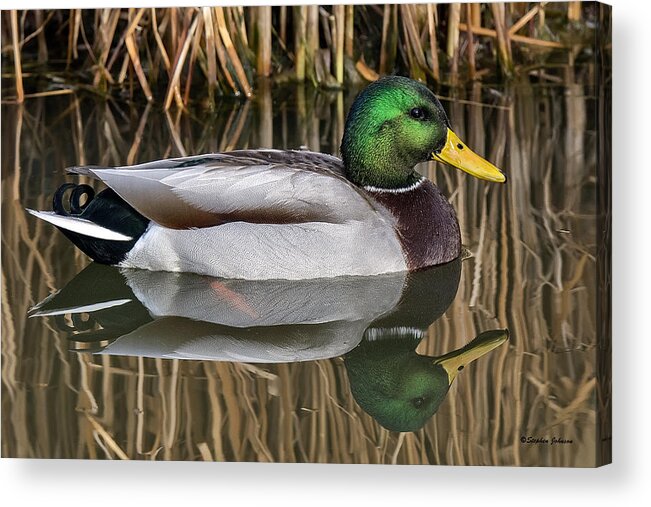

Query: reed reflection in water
(2, 74), (603, 465)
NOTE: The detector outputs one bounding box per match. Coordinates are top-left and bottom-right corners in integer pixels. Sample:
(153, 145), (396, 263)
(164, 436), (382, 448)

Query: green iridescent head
(341, 76), (506, 189)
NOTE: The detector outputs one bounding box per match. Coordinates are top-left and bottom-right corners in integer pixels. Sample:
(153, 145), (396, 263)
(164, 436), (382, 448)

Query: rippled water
(2, 73), (609, 465)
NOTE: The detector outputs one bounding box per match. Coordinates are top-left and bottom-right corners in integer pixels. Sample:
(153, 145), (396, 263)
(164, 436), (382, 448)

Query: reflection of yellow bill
(431, 129), (506, 183)
(434, 329), (509, 384)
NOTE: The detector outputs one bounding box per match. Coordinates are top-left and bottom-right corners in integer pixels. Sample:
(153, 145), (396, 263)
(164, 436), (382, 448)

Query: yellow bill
(433, 329), (509, 384)
(431, 129), (506, 183)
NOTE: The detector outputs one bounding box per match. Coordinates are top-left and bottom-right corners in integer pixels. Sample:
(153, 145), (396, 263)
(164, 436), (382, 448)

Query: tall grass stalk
(1, 4), (595, 104)
(293, 6), (306, 82)
(256, 7), (272, 78)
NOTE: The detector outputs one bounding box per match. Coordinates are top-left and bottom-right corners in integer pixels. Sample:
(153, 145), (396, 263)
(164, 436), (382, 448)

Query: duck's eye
(409, 107), (427, 120)
(411, 397), (425, 408)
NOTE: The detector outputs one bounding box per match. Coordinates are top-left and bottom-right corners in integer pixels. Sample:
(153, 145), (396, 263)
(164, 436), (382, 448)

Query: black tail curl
(53, 183), (95, 216)
(52, 183), (149, 265)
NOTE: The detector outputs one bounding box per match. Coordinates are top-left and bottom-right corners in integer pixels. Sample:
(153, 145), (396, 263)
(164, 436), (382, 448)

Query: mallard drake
(28, 76), (505, 280)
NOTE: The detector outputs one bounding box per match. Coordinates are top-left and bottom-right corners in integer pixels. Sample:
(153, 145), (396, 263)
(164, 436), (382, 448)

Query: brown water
(1, 74), (608, 465)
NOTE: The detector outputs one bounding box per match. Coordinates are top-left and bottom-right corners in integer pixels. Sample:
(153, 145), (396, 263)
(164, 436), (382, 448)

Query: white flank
(29, 298), (132, 317)
(364, 177), (425, 194)
(26, 209), (133, 241)
(121, 220), (407, 280)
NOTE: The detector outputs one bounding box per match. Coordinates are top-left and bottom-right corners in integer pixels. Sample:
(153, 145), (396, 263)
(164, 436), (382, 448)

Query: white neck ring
(363, 177), (425, 194)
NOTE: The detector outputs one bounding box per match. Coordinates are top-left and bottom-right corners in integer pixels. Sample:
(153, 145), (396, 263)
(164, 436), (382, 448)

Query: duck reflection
(345, 329), (508, 432)
(30, 257), (508, 431)
(342, 258), (508, 432)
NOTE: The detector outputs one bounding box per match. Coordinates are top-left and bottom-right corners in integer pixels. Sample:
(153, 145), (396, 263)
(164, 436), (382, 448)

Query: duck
(27, 76), (505, 280)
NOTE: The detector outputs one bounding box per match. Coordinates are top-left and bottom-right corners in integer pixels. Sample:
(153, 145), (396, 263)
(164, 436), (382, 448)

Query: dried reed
(1, 3), (595, 104)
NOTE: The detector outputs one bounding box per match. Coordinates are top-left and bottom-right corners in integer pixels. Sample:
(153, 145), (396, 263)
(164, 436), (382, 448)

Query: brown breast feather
(364, 180), (461, 270)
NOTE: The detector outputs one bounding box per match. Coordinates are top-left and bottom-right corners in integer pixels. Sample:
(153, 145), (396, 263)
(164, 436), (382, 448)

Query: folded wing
(72, 149), (376, 229)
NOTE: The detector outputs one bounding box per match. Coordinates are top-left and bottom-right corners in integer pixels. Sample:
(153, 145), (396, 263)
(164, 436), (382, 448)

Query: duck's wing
(68, 149), (377, 229)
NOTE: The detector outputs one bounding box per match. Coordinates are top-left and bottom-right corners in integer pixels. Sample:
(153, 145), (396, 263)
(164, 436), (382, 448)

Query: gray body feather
(78, 149), (407, 280)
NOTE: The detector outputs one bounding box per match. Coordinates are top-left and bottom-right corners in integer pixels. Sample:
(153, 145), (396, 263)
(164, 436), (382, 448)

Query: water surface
(2, 75), (603, 465)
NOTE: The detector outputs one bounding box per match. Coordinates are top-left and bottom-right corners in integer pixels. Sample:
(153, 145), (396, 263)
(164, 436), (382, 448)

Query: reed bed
(1, 42), (609, 464)
(2, 3), (600, 106)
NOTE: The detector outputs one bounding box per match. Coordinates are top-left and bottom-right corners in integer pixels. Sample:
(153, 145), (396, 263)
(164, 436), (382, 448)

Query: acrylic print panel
(1, 2), (611, 466)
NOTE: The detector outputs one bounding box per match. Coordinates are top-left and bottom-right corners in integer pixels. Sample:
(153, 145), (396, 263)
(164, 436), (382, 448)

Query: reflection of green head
(344, 329), (509, 432)
(345, 335), (450, 432)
